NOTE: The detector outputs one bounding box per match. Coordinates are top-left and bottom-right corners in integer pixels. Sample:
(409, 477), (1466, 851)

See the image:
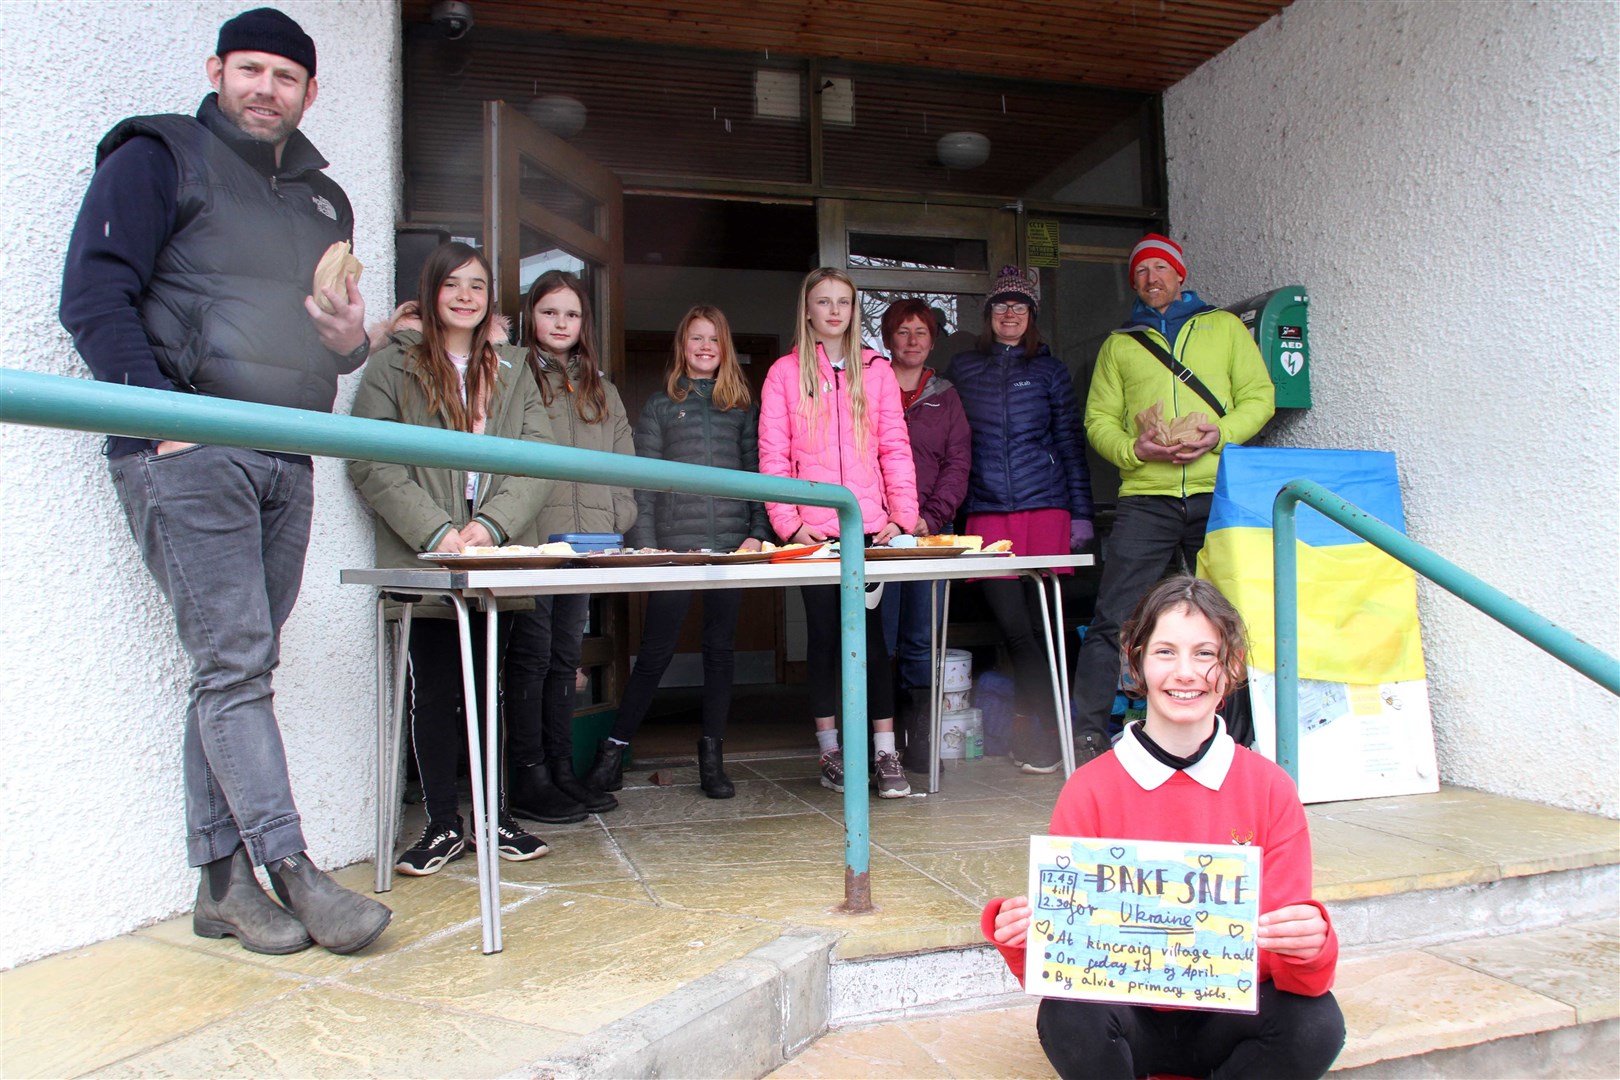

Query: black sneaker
(470, 814), (550, 862)
(395, 817), (466, 876)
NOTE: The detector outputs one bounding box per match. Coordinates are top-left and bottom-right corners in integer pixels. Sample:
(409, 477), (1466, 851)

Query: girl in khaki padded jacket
(348, 242), (554, 876)
(504, 271), (637, 825)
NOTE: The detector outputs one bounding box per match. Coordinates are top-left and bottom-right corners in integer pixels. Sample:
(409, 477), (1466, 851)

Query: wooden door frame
(483, 100), (631, 715)
(482, 100), (626, 381)
(817, 198), (1020, 296)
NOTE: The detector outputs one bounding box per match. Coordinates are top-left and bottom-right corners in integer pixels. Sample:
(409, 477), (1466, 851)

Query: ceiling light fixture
(937, 131), (990, 170)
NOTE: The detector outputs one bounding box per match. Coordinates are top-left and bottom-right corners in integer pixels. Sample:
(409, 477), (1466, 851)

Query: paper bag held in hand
(313, 240), (364, 313)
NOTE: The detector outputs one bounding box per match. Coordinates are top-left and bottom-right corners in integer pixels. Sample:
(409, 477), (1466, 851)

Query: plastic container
(939, 707), (984, 760)
(976, 671), (1015, 756)
(549, 533), (623, 553)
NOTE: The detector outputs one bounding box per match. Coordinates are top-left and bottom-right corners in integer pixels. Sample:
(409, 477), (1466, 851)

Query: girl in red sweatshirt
(983, 576), (1344, 1079)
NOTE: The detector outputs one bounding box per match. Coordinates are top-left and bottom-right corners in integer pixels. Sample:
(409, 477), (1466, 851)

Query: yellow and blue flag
(1196, 447), (1425, 684)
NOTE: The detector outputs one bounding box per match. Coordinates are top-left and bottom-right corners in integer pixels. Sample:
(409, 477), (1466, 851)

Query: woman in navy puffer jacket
(948, 266), (1093, 773)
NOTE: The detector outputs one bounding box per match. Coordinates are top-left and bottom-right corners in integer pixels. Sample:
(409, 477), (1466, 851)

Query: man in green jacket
(1067, 234), (1275, 765)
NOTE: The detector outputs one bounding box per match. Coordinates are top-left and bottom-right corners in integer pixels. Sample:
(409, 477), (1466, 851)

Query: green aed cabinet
(1223, 286), (1311, 408)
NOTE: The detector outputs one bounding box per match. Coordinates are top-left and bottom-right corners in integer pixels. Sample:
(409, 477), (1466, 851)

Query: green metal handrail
(0, 368), (881, 910)
(1271, 478), (1620, 780)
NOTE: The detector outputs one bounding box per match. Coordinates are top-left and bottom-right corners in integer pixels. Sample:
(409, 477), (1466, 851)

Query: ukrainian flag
(1196, 447), (1425, 685)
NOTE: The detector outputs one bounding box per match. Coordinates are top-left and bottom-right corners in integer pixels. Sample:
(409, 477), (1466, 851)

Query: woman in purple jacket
(878, 299), (972, 773)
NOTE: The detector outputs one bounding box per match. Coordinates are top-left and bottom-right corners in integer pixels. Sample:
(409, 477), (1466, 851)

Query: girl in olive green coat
(504, 270), (638, 824)
(349, 242), (554, 876)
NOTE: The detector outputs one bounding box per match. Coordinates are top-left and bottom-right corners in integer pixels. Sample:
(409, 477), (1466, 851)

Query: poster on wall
(1245, 671), (1439, 803)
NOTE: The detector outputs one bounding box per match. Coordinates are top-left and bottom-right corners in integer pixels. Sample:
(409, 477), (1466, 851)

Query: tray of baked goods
(867, 534), (1013, 559)
(417, 542), (582, 570)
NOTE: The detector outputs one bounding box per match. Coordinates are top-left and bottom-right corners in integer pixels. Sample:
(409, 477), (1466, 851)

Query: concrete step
(770, 920), (1619, 1079)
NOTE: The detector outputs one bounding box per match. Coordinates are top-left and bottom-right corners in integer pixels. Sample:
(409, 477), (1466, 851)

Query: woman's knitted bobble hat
(987, 265), (1040, 315)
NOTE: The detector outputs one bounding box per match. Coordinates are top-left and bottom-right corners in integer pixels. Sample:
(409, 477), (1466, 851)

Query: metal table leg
(374, 594), (389, 894)
(928, 579), (953, 795)
(1030, 571), (1074, 776)
(375, 597), (412, 894)
(450, 594), (499, 954)
(483, 599), (503, 953)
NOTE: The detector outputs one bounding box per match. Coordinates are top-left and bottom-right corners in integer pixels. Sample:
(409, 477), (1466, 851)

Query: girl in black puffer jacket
(584, 306), (770, 799)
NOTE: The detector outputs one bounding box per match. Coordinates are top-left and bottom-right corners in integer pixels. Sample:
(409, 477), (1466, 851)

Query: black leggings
(980, 577), (1060, 721)
(406, 614), (512, 824)
(801, 584), (894, 720)
(612, 589), (743, 743)
(1036, 981), (1345, 1080)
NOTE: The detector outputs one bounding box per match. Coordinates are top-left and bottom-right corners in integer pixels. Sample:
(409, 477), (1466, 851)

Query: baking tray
(704, 549), (779, 565)
(865, 545), (971, 559)
(417, 552), (576, 570)
(578, 551), (716, 568)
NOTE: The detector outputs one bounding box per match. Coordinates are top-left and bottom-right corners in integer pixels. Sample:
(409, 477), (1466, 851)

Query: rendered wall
(0, 0), (400, 968)
(1163, 0), (1618, 814)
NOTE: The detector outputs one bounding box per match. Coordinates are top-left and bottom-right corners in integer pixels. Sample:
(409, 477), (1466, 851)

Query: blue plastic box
(549, 532), (623, 553)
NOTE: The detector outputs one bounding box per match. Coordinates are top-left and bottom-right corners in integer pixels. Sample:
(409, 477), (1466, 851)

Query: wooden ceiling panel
(402, 0), (1292, 93)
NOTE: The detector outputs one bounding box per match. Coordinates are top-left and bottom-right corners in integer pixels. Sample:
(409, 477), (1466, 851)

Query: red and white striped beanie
(1129, 234), (1187, 279)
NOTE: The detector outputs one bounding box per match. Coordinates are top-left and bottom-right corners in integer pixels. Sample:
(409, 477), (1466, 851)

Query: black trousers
(1037, 981), (1345, 1080)
(406, 614), (512, 824)
(611, 588), (744, 743)
(801, 584), (895, 721)
(504, 594), (589, 766)
(1072, 494), (1212, 741)
(980, 576), (1064, 721)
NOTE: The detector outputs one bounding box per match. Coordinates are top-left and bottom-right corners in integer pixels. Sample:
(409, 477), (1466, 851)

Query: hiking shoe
(1010, 713), (1062, 774)
(1075, 731), (1109, 768)
(395, 817), (466, 876)
(819, 748), (845, 792)
(874, 750), (911, 798)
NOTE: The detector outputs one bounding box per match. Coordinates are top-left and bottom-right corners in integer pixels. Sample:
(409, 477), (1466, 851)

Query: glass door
(818, 199), (1017, 359)
(483, 100), (625, 380)
(484, 101), (630, 731)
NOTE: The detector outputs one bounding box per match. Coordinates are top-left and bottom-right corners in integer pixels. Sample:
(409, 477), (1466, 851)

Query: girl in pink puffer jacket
(758, 267), (920, 798)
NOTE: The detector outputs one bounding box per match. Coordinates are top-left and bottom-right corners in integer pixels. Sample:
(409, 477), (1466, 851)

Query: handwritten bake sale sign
(1025, 835), (1261, 1013)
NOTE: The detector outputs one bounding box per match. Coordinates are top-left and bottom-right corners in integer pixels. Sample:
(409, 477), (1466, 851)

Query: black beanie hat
(217, 7), (317, 77)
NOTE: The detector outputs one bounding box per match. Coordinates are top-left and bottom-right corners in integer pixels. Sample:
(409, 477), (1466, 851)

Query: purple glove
(1070, 519), (1095, 552)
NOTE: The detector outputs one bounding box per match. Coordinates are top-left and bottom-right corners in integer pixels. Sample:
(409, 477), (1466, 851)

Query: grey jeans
(109, 444), (313, 867)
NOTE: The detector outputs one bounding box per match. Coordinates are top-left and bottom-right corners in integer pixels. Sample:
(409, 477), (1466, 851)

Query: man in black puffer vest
(59, 8), (390, 956)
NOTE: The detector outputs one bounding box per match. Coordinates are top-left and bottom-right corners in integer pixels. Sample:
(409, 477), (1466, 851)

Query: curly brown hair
(1119, 576), (1250, 700)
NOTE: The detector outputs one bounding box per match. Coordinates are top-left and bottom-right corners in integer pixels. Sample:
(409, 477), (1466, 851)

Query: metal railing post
(0, 369), (885, 909)
(1271, 477), (1619, 784)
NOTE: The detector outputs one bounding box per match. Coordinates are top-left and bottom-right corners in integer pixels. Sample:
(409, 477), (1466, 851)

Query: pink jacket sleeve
(865, 353), (919, 532)
(757, 355), (801, 541)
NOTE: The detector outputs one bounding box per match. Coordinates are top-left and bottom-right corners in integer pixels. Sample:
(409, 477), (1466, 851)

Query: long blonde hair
(792, 267), (870, 454)
(667, 305), (751, 410)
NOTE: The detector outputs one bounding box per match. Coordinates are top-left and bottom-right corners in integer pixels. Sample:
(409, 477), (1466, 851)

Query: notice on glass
(1025, 835), (1261, 1013)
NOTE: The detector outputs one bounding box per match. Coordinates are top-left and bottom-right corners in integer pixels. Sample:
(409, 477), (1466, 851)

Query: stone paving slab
(3, 778), (1615, 1079)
